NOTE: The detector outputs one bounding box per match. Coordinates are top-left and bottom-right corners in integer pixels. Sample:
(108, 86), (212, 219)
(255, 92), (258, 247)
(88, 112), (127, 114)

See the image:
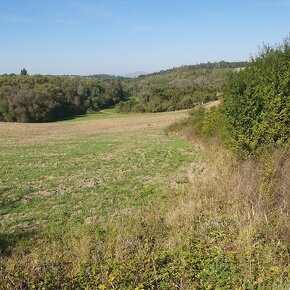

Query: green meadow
(0, 110), (195, 233)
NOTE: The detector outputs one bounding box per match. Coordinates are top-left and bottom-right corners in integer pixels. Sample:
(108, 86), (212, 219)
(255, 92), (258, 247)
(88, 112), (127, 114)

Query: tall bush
(222, 37), (290, 155)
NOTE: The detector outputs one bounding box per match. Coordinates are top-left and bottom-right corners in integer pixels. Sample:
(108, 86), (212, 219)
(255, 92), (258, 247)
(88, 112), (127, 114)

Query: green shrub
(202, 107), (224, 137)
(0, 98), (13, 121)
(188, 107), (206, 135)
(132, 102), (145, 112)
(116, 100), (137, 113)
(222, 37), (290, 155)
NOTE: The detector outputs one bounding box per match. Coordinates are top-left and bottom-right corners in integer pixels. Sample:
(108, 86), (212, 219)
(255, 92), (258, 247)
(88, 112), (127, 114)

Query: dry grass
(0, 110), (188, 146)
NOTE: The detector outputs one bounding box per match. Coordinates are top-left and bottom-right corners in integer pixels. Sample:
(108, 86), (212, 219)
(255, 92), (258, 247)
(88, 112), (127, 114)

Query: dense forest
(0, 75), (124, 122)
(0, 61), (247, 122)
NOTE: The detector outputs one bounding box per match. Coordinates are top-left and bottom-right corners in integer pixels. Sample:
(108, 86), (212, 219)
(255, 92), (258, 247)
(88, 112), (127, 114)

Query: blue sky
(0, 0), (289, 75)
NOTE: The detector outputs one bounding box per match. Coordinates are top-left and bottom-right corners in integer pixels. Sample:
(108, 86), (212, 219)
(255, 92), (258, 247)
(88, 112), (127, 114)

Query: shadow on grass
(53, 114), (87, 122)
(0, 229), (39, 257)
(49, 106), (118, 123)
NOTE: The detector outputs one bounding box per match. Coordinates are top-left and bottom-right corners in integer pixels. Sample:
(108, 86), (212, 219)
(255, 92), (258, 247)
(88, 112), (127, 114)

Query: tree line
(0, 75), (124, 122)
(0, 61), (248, 122)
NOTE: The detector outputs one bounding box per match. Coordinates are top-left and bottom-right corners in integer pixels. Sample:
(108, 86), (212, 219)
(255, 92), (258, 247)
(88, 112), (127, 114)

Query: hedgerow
(222, 37), (290, 155)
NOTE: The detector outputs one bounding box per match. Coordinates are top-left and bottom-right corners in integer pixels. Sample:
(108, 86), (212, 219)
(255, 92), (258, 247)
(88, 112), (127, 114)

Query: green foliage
(173, 36), (290, 157)
(20, 68), (28, 75)
(222, 37), (290, 155)
(119, 61), (247, 113)
(187, 107), (206, 135)
(0, 61), (248, 122)
(116, 100), (138, 113)
(0, 98), (12, 121)
(0, 75), (124, 122)
(202, 107), (231, 144)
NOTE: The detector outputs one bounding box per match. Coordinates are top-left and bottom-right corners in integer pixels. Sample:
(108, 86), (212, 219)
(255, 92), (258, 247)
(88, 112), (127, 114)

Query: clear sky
(0, 0), (289, 75)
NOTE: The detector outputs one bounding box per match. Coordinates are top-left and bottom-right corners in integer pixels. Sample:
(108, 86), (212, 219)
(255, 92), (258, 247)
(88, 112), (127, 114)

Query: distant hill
(118, 61), (248, 113)
(124, 71), (149, 78)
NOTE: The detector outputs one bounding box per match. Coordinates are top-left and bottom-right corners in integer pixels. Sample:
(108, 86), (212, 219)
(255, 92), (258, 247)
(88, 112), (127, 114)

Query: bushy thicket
(0, 75), (124, 122)
(117, 61), (247, 113)
(221, 38), (290, 155)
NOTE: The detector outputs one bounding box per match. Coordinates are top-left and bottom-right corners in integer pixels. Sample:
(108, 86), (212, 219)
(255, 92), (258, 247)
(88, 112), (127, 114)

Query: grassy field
(0, 109), (196, 234)
(0, 110), (289, 289)
(0, 110), (197, 288)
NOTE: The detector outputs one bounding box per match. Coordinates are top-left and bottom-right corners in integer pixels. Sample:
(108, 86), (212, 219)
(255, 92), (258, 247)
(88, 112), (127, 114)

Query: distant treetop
(20, 68), (28, 76)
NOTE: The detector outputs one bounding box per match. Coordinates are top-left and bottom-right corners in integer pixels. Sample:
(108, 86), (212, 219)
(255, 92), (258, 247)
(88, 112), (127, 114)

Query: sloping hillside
(118, 61), (247, 112)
